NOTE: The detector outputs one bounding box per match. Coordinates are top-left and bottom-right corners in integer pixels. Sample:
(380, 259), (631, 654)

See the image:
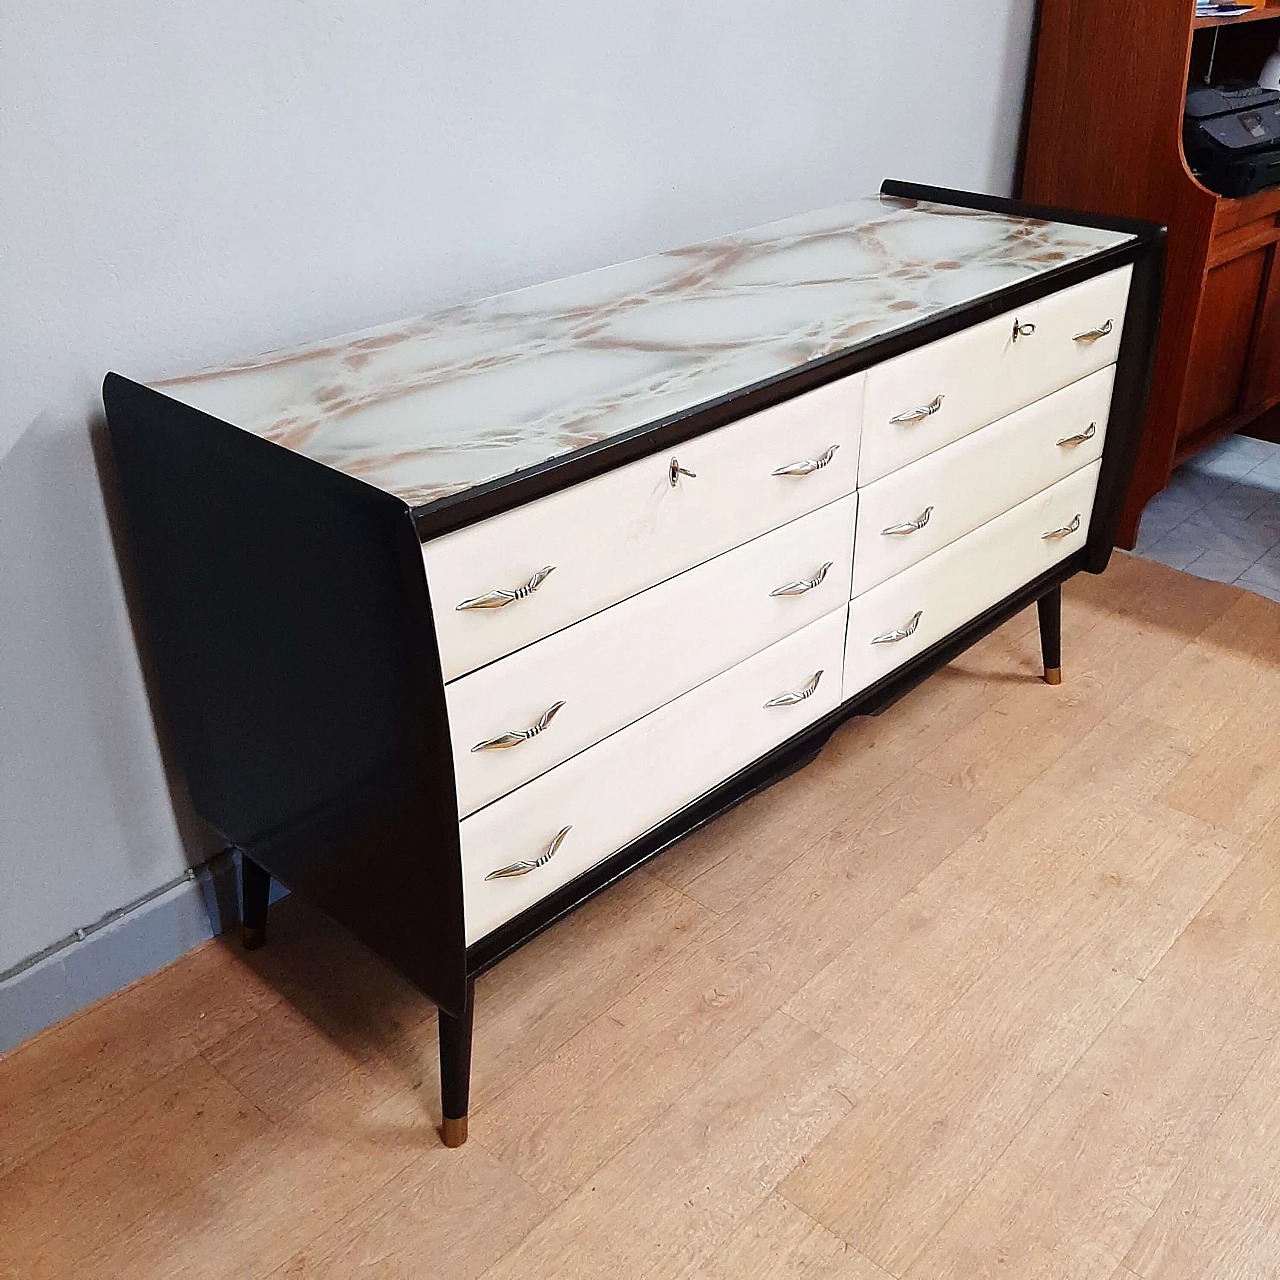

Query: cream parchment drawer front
(447, 495), (856, 817)
(844, 460), (1101, 699)
(459, 606), (847, 944)
(425, 374), (865, 681)
(853, 365), (1114, 597)
(859, 265), (1130, 485)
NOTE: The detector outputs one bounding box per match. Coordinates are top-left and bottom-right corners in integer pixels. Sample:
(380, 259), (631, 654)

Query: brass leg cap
(241, 925), (266, 951)
(440, 1115), (468, 1148)
(1044, 666), (1063, 686)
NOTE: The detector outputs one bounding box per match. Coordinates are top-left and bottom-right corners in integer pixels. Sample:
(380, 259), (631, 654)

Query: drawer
(425, 374), (865, 680)
(459, 605), (848, 944)
(859, 265), (1130, 484)
(853, 365), (1114, 596)
(447, 496), (856, 817)
(844, 460), (1101, 699)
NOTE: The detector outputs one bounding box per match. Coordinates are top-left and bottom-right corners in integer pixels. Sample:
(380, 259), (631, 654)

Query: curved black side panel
(102, 374), (466, 1014)
(1083, 228), (1166, 572)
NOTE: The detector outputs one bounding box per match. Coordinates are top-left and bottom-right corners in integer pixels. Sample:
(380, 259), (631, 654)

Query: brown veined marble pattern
(152, 194), (1133, 510)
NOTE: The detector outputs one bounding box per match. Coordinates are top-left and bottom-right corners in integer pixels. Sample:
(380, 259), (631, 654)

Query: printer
(1184, 83), (1280, 197)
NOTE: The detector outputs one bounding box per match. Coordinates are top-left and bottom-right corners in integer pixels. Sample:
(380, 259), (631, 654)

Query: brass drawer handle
(456, 565), (555, 611)
(472, 701), (566, 752)
(1042, 513), (1082, 540)
(871, 610), (923, 645)
(1012, 319), (1037, 342)
(669, 457), (697, 486)
(889, 395), (944, 425)
(764, 670), (823, 708)
(1073, 319), (1113, 342)
(1057, 423), (1098, 448)
(772, 444), (840, 477)
(882, 506), (934, 536)
(485, 825), (572, 881)
(769, 561), (834, 598)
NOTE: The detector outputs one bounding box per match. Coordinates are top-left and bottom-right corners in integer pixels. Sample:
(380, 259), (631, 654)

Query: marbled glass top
(153, 195), (1133, 510)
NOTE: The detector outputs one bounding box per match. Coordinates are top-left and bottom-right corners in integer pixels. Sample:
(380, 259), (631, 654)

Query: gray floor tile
(1190, 451), (1271, 483)
(1141, 523), (1212, 571)
(1183, 548), (1259, 584)
(1228, 432), (1274, 454)
(1133, 438), (1280, 599)
(1249, 492), (1280, 534)
(1211, 481), (1277, 521)
(1141, 484), (1206, 531)
(1207, 433), (1274, 463)
(1186, 436), (1276, 482)
(1162, 466), (1231, 508)
(1251, 537), (1280, 567)
(1246, 451), (1280, 494)
(1235, 572), (1280, 604)
(1240, 543), (1280, 584)
(1185, 439), (1231, 466)
(1134, 507), (1188, 552)
(1177, 504), (1280, 564)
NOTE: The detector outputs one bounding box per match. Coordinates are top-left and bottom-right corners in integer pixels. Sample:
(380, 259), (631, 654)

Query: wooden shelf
(1194, 3), (1280, 30)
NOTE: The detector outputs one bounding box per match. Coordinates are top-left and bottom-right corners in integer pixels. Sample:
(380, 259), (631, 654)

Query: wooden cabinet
(1022, 0), (1280, 544)
(1245, 233), (1280, 407)
(1181, 244), (1268, 440)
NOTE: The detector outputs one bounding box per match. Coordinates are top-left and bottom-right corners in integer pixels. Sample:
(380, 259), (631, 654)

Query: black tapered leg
(1037, 584), (1063, 685)
(240, 854), (271, 950)
(438, 980), (474, 1147)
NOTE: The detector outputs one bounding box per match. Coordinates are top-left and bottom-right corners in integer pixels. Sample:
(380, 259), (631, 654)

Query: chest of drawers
(104, 180), (1164, 1148)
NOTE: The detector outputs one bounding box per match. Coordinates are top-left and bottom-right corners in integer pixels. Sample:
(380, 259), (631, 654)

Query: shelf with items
(1189, 14), (1280, 84)
(1194, 2), (1280, 30)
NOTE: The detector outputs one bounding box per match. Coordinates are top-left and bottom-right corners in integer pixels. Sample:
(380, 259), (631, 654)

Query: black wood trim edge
(879, 179), (1166, 240)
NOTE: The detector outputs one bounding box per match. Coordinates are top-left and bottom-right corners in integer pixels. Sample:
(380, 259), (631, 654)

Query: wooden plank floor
(2, 553), (1278, 1279)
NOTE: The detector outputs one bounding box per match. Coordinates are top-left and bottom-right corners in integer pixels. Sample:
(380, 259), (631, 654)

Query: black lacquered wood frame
(102, 182), (1164, 1043)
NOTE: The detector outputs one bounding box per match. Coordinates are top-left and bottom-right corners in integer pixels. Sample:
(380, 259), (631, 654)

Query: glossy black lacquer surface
(439, 980), (475, 1123)
(103, 376), (468, 1014)
(1038, 584), (1063, 675)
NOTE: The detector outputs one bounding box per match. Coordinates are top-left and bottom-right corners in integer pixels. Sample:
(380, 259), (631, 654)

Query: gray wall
(0, 2), (1035, 983)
